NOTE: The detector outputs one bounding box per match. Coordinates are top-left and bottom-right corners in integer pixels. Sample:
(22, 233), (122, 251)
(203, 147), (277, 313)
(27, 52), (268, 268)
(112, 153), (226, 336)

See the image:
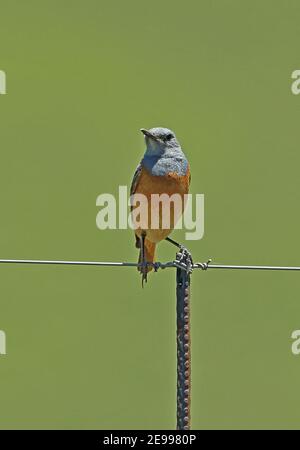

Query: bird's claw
(153, 262), (161, 272)
(140, 262), (149, 287)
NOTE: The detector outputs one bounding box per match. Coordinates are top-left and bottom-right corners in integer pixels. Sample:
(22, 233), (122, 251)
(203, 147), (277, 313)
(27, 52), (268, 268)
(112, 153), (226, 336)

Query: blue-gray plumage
(141, 127), (189, 177)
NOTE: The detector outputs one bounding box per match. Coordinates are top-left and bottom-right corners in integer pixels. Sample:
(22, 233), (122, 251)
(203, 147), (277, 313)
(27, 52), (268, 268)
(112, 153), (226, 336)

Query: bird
(130, 127), (191, 284)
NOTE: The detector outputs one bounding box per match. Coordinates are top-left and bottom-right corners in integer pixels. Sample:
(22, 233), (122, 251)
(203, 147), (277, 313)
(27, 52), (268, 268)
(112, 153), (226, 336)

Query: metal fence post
(176, 249), (192, 430)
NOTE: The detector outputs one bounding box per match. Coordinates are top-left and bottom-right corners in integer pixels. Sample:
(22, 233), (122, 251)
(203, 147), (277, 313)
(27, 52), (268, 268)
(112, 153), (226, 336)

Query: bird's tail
(138, 238), (156, 286)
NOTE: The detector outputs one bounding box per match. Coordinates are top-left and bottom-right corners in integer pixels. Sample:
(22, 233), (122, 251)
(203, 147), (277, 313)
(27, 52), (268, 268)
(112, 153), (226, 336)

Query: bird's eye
(165, 133), (173, 141)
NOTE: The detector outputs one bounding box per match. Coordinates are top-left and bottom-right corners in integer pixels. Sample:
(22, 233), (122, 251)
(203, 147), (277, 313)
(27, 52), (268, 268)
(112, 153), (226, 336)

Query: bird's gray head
(140, 127), (180, 156)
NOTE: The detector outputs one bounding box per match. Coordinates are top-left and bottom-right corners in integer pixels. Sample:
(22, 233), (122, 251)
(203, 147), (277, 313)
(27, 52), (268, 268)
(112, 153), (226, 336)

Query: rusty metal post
(176, 248), (192, 430)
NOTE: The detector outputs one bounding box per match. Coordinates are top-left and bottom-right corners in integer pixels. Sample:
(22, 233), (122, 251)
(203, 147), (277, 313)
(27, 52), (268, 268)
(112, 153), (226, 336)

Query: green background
(0, 0), (300, 430)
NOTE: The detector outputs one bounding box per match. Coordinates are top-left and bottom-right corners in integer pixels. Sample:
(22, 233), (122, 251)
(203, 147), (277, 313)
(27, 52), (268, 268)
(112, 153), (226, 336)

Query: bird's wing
(130, 163), (143, 197)
(130, 163), (143, 248)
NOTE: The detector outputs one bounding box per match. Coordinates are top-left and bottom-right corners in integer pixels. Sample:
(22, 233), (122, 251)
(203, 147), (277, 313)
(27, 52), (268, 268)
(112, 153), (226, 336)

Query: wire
(0, 258), (179, 269)
(194, 263), (300, 271)
(0, 259), (139, 267)
(1, 258), (300, 272)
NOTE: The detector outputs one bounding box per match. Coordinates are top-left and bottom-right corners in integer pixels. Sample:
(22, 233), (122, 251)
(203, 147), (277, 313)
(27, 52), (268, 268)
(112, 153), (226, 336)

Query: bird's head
(140, 127), (180, 155)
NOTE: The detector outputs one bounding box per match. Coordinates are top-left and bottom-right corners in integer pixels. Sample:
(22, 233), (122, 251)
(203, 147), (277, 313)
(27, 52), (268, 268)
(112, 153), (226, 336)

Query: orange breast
(132, 165), (190, 243)
(135, 165), (190, 195)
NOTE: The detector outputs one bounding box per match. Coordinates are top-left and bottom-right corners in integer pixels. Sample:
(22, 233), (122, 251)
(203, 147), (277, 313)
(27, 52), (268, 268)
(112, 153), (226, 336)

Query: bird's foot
(140, 262), (150, 287)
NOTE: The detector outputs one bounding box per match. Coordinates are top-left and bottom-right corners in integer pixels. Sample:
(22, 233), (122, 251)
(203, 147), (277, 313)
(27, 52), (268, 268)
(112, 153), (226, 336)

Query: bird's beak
(140, 128), (157, 141)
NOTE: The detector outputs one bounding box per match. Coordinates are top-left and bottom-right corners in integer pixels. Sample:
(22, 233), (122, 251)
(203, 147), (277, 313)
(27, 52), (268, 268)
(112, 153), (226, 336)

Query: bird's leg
(165, 237), (194, 273)
(140, 232), (148, 286)
(165, 236), (181, 248)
